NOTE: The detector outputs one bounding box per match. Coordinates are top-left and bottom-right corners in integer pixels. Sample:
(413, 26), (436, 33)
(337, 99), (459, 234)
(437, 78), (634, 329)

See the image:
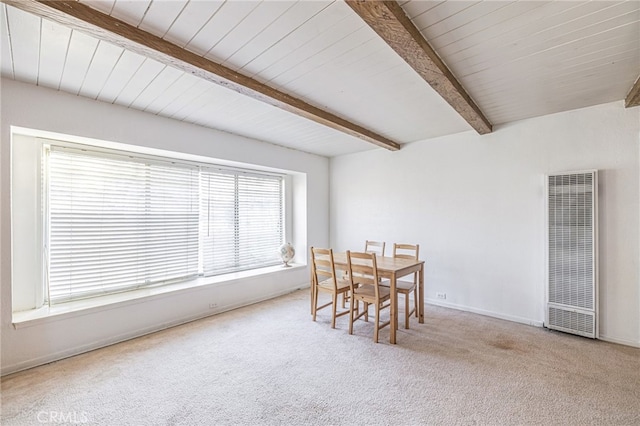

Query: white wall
(330, 101), (640, 347)
(0, 79), (329, 375)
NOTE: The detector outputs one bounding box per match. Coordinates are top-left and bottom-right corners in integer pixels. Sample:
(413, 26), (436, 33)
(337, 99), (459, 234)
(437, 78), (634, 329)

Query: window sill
(12, 263), (305, 329)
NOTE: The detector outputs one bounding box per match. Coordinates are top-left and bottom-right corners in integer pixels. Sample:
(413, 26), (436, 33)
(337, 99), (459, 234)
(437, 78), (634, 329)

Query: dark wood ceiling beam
(2, 0), (401, 151)
(625, 76), (640, 108)
(346, 0), (492, 135)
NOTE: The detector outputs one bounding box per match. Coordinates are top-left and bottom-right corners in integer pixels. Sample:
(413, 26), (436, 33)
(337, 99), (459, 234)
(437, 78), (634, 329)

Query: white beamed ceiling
(1, 1), (639, 157)
(403, 0), (640, 124)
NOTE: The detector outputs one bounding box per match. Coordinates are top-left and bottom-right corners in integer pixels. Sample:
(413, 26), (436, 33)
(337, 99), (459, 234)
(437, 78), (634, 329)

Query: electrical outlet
(436, 292), (446, 300)
(209, 303), (217, 309)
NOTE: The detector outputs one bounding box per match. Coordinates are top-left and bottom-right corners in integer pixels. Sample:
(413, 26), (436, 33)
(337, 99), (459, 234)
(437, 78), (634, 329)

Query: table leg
(390, 273), (397, 344)
(419, 264), (424, 323)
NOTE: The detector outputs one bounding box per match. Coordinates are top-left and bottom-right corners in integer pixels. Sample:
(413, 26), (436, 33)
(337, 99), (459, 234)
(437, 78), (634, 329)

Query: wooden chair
(381, 243), (419, 329)
(341, 240), (387, 310)
(342, 240), (385, 309)
(365, 240), (385, 256)
(346, 251), (391, 343)
(339, 240), (383, 308)
(310, 247), (351, 329)
(341, 240), (386, 309)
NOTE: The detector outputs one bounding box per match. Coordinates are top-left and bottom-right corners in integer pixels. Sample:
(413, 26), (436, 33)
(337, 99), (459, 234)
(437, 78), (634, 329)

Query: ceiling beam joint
(346, 0), (492, 135)
(625, 76), (640, 108)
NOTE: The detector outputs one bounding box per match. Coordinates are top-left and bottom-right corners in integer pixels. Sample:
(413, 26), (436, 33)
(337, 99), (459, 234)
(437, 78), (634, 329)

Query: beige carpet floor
(1, 289), (639, 425)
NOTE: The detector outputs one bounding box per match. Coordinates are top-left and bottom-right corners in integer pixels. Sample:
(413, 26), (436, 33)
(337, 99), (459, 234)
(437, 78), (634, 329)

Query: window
(200, 169), (283, 275)
(44, 144), (284, 305)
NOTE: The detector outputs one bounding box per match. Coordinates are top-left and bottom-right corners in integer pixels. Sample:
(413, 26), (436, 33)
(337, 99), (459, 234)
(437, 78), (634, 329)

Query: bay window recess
(43, 144), (284, 306)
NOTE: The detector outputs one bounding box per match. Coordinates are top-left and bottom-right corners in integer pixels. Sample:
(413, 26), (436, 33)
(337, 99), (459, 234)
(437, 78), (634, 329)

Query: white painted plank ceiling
(1, 0), (638, 157)
(404, 0), (640, 124)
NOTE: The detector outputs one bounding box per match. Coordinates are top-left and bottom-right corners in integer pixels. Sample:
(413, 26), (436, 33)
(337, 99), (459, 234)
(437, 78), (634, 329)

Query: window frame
(15, 136), (290, 310)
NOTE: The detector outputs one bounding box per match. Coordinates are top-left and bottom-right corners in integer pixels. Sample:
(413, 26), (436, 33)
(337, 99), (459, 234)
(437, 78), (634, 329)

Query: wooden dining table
(326, 253), (425, 344)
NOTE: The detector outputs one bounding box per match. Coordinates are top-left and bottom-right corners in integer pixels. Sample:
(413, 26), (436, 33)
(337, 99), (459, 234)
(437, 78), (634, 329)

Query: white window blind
(47, 147), (200, 304)
(45, 144), (285, 305)
(200, 169), (283, 275)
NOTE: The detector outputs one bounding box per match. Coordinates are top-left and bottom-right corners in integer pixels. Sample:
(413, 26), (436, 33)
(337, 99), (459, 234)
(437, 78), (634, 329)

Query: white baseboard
(598, 334), (640, 348)
(426, 298), (544, 328)
(1, 284), (305, 376)
(427, 299), (640, 348)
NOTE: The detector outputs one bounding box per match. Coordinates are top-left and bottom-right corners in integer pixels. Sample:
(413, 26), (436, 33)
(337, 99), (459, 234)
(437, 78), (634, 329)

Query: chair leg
(364, 302), (369, 322)
(405, 293), (410, 329)
(374, 302), (380, 343)
(349, 298), (355, 335)
(312, 286), (318, 322)
(331, 293), (337, 329)
(414, 287), (419, 318)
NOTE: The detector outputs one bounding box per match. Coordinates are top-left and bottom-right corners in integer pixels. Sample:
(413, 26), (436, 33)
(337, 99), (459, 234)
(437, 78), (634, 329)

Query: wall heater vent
(546, 171), (598, 338)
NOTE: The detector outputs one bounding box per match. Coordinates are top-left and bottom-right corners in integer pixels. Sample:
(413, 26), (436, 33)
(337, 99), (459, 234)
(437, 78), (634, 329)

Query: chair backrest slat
(365, 240), (385, 257)
(346, 251), (380, 297)
(393, 243), (419, 260)
(393, 243), (419, 284)
(310, 247), (338, 290)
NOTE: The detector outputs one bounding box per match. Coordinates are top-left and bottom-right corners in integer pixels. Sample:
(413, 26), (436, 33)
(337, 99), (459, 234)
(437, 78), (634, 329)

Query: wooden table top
(331, 252), (424, 274)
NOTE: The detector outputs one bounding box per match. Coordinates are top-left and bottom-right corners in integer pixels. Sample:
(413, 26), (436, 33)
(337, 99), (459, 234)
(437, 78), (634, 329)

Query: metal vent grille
(547, 171), (597, 338)
(548, 306), (595, 337)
